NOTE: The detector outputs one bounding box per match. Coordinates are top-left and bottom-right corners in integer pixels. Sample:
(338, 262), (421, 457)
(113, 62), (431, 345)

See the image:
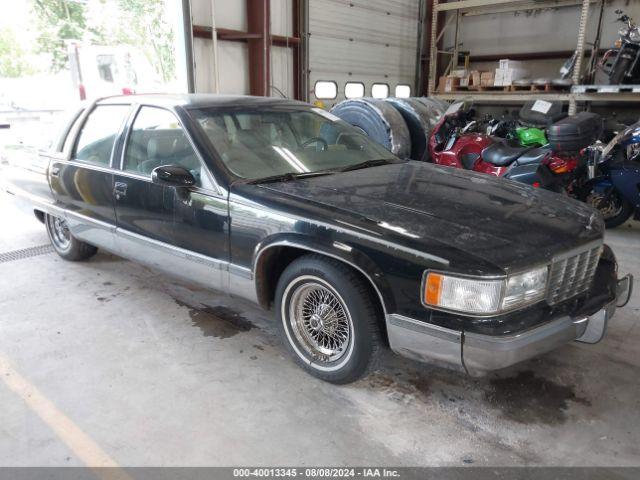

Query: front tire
(45, 214), (98, 261)
(586, 190), (633, 229)
(275, 255), (382, 384)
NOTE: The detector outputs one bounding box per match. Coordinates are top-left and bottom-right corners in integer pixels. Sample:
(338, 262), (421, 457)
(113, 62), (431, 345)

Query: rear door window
(74, 105), (130, 166)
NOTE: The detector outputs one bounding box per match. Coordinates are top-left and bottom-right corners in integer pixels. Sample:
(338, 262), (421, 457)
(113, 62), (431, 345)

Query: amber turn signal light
(424, 272), (442, 306)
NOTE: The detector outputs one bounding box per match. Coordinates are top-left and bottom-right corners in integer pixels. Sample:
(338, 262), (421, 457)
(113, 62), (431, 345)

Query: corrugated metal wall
(308, 0), (420, 106)
(191, 0), (294, 97)
(190, 0), (419, 101)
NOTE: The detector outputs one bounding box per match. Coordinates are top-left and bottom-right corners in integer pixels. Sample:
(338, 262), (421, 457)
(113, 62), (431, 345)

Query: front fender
(577, 176), (613, 201)
(252, 232), (396, 315)
(589, 176), (614, 193)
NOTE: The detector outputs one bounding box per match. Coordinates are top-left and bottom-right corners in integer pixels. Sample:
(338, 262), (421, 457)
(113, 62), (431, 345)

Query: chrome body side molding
(56, 209), (258, 304)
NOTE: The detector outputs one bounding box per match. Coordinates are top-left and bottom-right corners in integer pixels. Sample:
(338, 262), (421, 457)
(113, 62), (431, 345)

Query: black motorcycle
(596, 10), (640, 85)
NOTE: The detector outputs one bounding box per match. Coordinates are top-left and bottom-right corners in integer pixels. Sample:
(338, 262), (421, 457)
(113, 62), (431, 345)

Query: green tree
(0, 28), (35, 78)
(31, 0), (103, 72)
(115, 0), (176, 83)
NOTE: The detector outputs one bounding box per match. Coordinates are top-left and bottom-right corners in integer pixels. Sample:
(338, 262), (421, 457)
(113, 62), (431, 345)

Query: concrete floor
(0, 194), (638, 467)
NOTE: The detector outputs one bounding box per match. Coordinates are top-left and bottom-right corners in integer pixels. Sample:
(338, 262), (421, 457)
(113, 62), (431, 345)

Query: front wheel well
(34, 210), (45, 223)
(254, 245), (389, 346)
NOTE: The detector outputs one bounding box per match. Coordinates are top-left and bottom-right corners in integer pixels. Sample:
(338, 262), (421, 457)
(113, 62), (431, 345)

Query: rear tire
(275, 254), (383, 384)
(45, 213), (98, 261)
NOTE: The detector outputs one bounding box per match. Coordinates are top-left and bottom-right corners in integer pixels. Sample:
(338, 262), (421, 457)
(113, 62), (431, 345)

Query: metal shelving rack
(426, 0), (640, 114)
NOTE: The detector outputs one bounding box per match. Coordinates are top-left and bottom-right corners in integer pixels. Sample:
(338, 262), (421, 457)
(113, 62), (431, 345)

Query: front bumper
(387, 274), (633, 376)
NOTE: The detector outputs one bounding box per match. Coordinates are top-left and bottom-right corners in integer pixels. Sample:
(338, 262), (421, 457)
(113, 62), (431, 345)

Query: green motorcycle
(488, 100), (566, 147)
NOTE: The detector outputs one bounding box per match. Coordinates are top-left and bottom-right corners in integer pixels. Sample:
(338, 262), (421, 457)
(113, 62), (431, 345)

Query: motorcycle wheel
(608, 56), (632, 85)
(586, 190), (633, 228)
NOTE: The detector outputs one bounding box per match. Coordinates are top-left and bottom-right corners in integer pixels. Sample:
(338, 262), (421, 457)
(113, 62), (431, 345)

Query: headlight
(423, 267), (548, 315)
(502, 266), (548, 309)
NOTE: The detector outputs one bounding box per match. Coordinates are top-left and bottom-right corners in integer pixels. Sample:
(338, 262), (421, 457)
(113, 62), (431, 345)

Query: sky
(0, 1), (34, 44)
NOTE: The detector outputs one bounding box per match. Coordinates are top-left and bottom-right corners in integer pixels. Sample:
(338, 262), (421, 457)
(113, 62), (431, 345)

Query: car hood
(252, 162), (603, 273)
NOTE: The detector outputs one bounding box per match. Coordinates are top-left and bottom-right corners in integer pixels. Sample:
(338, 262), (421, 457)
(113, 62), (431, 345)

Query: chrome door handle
(114, 182), (128, 200)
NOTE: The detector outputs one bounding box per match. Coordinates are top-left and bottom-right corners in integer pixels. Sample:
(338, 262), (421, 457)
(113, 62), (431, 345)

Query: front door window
(123, 106), (210, 188)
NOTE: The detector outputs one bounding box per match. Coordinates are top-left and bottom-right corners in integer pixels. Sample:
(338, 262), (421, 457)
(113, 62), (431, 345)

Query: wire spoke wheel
(46, 215), (71, 250)
(288, 280), (352, 363)
(587, 191), (623, 220)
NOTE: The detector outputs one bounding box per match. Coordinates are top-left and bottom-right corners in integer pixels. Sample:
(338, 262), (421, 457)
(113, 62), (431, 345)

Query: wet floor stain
(364, 364), (591, 427)
(175, 299), (255, 339)
(365, 371), (432, 402)
(484, 370), (590, 425)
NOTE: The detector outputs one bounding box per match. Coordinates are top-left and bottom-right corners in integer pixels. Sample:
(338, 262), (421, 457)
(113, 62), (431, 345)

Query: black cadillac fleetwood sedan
(2, 94), (633, 383)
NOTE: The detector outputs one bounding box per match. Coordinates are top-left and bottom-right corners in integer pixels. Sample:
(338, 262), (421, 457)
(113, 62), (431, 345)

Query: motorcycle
(428, 102), (590, 190)
(596, 10), (640, 85)
(487, 100), (567, 147)
(577, 120), (640, 228)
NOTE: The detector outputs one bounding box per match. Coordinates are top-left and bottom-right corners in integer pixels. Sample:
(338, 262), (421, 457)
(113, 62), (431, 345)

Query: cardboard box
(470, 70), (481, 87)
(450, 68), (469, 78)
(459, 75), (470, 87)
(499, 59), (525, 70)
(480, 71), (495, 87)
(495, 67), (529, 86)
(444, 76), (460, 92)
(438, 76), (447, 93)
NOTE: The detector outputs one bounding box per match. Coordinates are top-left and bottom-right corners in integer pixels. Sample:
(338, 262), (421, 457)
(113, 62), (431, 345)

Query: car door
(114, 105), (229, 290)
(50, 103), (131, 251)
(113, 105), (177, 245)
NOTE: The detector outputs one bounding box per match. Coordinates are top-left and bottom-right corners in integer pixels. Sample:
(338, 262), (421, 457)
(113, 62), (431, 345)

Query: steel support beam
(181, 0), (195, 93)
(192, 1), (303, 99)
(193, 26), (300, 47)
(469, 49), (604, 62)
(247, 0), (271, 97)
(292, 0), (302, 100)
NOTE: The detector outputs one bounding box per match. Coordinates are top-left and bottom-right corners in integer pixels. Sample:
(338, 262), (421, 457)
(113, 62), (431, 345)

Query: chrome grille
(547, 245), (602, 304)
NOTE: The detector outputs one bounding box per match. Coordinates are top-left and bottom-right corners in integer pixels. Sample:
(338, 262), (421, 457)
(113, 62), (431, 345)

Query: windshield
(189, 106), (398, 181)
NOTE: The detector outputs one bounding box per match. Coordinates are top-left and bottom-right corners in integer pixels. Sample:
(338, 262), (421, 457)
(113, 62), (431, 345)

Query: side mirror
(151, 165), (196, 187)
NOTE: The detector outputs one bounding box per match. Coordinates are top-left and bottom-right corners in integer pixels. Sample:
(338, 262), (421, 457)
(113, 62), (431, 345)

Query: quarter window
(371, 83), (390, 99)
(123, 106), (204, 186)
(74, 105), (130, 166)
(345, 82), (365, 99)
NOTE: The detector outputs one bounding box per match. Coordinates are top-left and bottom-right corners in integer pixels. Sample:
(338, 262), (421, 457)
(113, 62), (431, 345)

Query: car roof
(96, 93), (308, 109)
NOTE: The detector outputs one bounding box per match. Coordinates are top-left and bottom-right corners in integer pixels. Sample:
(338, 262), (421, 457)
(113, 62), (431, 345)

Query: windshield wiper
(338, 159), (395, 173)
(243, 170), (335, 185)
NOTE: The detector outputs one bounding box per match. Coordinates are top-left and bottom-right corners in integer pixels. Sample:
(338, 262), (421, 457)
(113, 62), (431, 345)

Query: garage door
(309, 0), (419, 106)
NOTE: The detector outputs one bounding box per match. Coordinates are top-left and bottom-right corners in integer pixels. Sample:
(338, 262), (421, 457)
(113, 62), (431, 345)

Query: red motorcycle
(428, 102), (598, 191)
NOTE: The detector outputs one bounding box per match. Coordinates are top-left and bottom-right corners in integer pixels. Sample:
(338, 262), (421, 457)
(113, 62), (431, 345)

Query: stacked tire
(330, 97), (446, 162)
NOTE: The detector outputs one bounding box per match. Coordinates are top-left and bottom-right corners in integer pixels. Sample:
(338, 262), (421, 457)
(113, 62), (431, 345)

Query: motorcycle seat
(514, 147), (551, 166)
(482, 141), (533, 166)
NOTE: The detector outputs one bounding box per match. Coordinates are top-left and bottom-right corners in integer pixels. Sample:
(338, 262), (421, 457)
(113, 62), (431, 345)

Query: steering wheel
(301, 137), (328, 151)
